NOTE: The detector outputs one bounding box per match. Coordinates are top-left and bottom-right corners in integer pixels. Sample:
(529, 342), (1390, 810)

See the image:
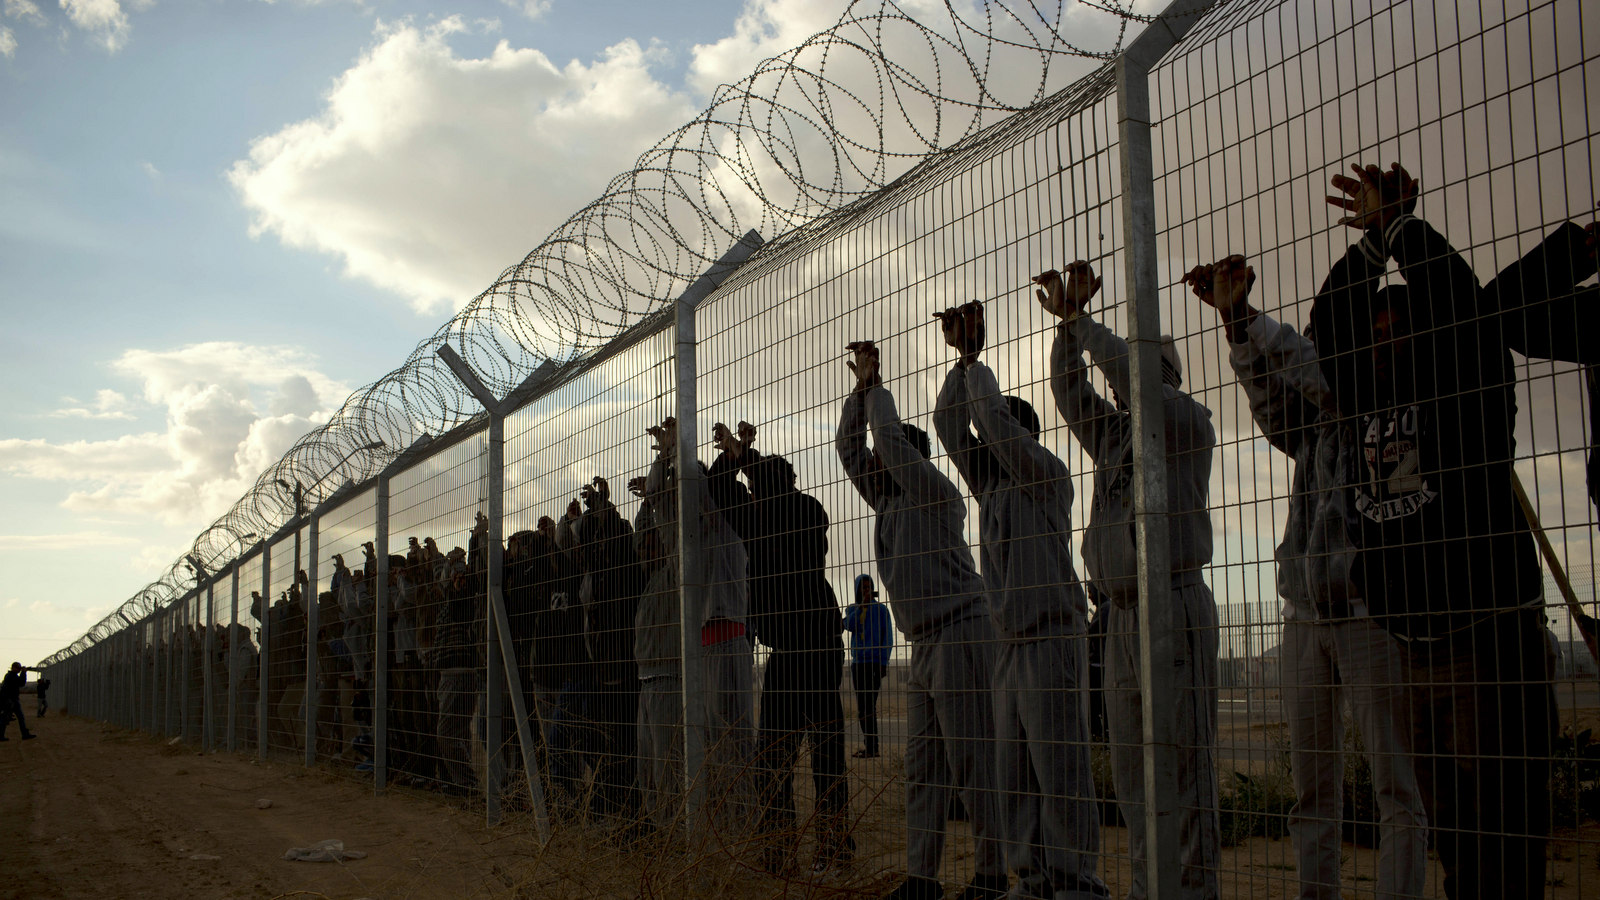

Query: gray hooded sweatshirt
(933, 361), (1087, 640)
(837, 385), (988, 643)
(1226, 311), (1364, 621)
(631, 453), (750, 680)
(1051, 316), (1215, 606)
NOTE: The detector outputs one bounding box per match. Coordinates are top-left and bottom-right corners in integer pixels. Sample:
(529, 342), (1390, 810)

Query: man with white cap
(1040, 261), (1221, 900)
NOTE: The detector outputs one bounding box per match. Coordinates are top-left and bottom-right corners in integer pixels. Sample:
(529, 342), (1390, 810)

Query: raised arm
(867, 385), (959, 506)
(1051, 318), (1123, 462)
(1038, 262), (1121, 462)
(1484, 221), (1600, 364)
(933, 364), (988, 494)
(845, 339), (959, 506)
(1314, 162), (1416, 415)
(837, 389), (884, 509)
(1190, 255), (1325, 456)
(965, 361), (1071, 502)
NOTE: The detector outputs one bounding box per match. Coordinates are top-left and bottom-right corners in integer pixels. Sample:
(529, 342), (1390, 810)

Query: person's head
(901, 422), (932, 459)
(1371, 284), (1412, 383)
(508, 530), (536, 561)
(863, 423), (931, 497)
(9, 662), (20, 673)
(749, 453), (798, 498)
(1105, 340), (1184, 409)
(1005, 395), (1041, 439)
(854, 574), (877, 605)
(447, 559), (469, 592)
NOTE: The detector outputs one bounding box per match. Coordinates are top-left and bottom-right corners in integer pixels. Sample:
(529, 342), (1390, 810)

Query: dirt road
(0, 716), (544, 900)
(4, 715), (1597, 900)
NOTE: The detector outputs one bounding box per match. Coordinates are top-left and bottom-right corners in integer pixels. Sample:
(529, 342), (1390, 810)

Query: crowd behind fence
(28, 1), (1600, 898)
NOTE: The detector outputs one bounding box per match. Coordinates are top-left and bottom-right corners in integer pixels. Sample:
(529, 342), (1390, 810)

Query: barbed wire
(39, 0), (1170, 666)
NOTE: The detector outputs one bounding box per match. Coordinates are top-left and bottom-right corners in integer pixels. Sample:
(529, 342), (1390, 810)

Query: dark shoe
(20, 734), (36, 741)
(955, 872), (1008, 900)
(883, 876), (944, 900)
(0, 737), (9, 742)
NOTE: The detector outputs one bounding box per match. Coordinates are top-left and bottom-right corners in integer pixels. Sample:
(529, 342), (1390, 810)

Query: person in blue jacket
(843, 573), (892, 758)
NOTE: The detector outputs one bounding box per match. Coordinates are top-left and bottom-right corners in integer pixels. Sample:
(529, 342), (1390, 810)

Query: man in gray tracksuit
(630, 417), (756, 832)
(1040, 262), (1220, 900)
(1191, 255), (1426, 900)
(932, 302), (1110, 900)
(837, 340), (1007, 900)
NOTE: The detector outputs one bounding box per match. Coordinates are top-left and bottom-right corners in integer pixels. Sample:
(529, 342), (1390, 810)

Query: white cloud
(228, 16), (699, 314)
(499, 0), (548, 21)
(0, 341), (350, 525)
(140, 160), (160, 180)
(0, 24), (14, 56)
(685, 0), (849, 97)
(4, 0), (44, 25)
(59, 0), (132, 52)
(51, 388), (134, 420)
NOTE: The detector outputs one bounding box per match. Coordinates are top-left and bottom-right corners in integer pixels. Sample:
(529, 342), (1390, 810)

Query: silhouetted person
(933, 301), (1109, 900)
(0, 663), (38, 741)
(1311, 162), (1556, 899)
(840, 340), (1007, 900)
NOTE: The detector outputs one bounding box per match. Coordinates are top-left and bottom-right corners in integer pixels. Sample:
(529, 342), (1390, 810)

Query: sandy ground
(3, 715), (1598, 900)
(0, 716), (532, 900)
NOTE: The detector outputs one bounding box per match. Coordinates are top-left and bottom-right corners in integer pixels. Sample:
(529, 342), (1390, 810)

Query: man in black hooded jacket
(1310, 161), (1557, 899)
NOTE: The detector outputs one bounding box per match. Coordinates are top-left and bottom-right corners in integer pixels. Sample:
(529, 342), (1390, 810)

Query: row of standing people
(143, 159), (1593, 900)
(837, 161), (1595, 900)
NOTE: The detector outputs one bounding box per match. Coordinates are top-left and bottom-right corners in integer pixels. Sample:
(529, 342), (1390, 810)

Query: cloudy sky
(3, 0), (1009, 669)
(7, 0), (1594, 677)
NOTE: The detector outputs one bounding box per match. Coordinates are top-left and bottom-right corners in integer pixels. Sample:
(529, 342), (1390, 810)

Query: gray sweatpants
(1282, 617), (1426, 900)
(638, 673), (685, 828)
(1105, 583), (1220, 900)
(994, 633), (1109, 900)
(436, 667), (479, 791)
(907, 616), (1005, 881)
(701, 636), (756, 829)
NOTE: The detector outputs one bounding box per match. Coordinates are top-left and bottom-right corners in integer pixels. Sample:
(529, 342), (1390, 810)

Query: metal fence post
(1115, 3), (1213, 897)
(484, 418), (505, 823)
(228, 563), (240, 752)
(374, 475), (390, 794)
(147, 617), (157, 734)
(675, 277), (708, 832)
(673, 230), (763, 832)
(204, 582), (215, 751)
(259, 543), (271, 761)
(435, 344), (549, 838)
(306, 516), (320, 767)
(180, 593), (192, 740)
(164, 607), (176, 737)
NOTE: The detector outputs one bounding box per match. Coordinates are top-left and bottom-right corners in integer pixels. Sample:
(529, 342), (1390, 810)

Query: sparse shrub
(1217, 732), (1294, 847)
(1550, 726), (1600, 828)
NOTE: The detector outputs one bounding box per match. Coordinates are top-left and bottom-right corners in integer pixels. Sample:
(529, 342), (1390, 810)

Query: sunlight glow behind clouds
(0, 342), (350, 526)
